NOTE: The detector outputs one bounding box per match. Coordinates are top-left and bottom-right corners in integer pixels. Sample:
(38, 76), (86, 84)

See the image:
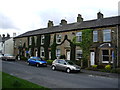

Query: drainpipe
(117, 25), (119, 67)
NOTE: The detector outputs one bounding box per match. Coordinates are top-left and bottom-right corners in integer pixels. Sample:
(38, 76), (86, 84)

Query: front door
(90, 52), (95, 65)
(66, 51), (70, 60)
(35, 51), (38, 57)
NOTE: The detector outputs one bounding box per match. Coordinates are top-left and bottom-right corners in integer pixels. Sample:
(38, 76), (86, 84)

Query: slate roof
(15, 16), (120, 38)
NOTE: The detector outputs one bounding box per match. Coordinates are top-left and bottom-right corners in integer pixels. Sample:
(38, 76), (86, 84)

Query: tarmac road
(2, 60), (119, 89)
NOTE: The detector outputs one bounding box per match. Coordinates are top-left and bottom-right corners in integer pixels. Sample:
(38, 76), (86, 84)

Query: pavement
(16, 60), (119, 78)
(81, 69), (119, 78)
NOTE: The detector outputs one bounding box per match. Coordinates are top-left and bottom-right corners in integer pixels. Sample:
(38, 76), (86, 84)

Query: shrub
(111, 68), (120, 74)
(105, 65), (111, 72)
(73, 60), (81, 66)
(59, 55), (66, 59)
(21, 56), (28, 61)
(91, 65), (97, 69)
(97, 64), (105, 69)
(47, 60), (53, 65)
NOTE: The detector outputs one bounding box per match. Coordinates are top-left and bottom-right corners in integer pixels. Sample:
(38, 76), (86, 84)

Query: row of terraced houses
(14, 12), (120, 68)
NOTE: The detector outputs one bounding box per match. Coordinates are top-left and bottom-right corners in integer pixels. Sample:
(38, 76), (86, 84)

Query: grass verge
(2, 72), (50, 89)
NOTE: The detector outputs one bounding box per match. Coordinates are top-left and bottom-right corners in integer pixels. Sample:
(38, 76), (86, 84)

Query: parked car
(27, 57), (47, 67)
(51, 59), (81, 73)
(0, 54), (3, 59)
(2, 54), (16, 61)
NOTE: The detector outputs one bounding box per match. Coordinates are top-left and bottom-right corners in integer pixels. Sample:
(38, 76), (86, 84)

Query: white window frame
(29, 37), (32, 45)
(56, 34), (62, 44)
(76, 32), (82, 42)
(56, 49), (61, 58)
(93, 31), (98, 42)
(103, 29), (111, 42)
(40, 47), (45, 58)
(76, 50), (82, 59)
(41, 35), (45, 45)
(102, 49), (113, 63)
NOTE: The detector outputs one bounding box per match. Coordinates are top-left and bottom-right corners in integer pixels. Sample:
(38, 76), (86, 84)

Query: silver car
(51, 59), (81, 73)
(2, 54), (16, 61)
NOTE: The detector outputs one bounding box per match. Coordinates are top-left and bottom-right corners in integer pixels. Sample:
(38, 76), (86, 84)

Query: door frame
(90, 52), (95, 65)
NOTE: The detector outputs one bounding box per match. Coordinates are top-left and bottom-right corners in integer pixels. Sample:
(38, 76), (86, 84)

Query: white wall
(0, 42), (3, 54)
(4, 38), (14, 55)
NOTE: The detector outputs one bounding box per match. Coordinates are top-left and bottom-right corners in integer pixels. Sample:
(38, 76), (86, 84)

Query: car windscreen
(67, 61), (75, 65)
(32, 57), (43, 61)
(4, 54), (12, 56)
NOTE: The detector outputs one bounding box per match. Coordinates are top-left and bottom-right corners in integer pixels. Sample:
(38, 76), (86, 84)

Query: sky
(0, 0), (119, 37)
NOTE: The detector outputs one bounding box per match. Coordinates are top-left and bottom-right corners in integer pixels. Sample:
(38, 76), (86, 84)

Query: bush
(59, 55), (66, 59)
(97, 64), (105, 69)
(91, 65), (97, 69)
(85, 65), (98, 71)
(21, 56), (28, 61)
(47, 60), (53, 65)
(74, 60), (81, 66)
(105, 65), (111, 72)
(111, 68), (120, 74)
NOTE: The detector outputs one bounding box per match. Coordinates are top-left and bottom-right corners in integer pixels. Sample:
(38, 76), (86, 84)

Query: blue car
(27, 57), (47, 67)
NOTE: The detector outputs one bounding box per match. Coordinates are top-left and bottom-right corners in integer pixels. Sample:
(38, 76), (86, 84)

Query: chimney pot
(77, 14), (83, 22)
(97, 12), (104, 19)
(60, 19), (67, 25)
(48, 20), (54, 28)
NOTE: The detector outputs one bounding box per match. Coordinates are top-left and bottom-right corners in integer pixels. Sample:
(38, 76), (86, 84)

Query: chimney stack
(77, 14), (83, 22)
(2, 34), (5, 38)
(97, 12), (104, 19)
(7, 33), (10, 37)
(60, 19), (67, 25)
(48, 20), (54, 28)
(13, 33), (16, 37)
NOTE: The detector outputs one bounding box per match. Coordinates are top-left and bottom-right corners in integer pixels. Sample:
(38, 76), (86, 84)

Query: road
(2, 60), (119, 89)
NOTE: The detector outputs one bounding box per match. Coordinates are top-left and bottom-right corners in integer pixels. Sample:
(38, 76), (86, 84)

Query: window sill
(102, 61), (113, 63)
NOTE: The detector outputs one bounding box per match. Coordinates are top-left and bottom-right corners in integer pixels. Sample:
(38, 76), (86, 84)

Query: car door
(56, 60), (66, 70)
(30, 58), (36, 65)
(32, 59), (37, 65)
(59, 61), (67, 70)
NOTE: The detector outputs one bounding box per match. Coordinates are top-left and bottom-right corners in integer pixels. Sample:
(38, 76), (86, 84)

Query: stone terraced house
(14, 12), (120, 68)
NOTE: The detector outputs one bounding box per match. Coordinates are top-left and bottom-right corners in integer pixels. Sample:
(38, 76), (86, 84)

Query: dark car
(2, 54), (16, 61)
(27, 57), (47, 67)
(51, 59), (81, 73)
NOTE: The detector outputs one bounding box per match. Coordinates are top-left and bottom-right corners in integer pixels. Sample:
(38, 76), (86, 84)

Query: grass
(2, 72), (50, 89)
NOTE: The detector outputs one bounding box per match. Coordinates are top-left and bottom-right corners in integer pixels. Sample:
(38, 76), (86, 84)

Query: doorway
(90, 52), (95, 65)
(66, 51), (70, 60)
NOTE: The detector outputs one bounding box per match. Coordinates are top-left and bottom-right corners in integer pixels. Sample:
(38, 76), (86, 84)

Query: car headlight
(39, 62), (42, 64)
(71, 66), (76, 70)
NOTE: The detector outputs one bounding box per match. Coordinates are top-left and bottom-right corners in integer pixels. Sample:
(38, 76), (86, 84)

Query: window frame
(56, 34), (62, 44)
(93, 31), (98, 42)
(76, 50), (82, 59)
(40, 47), (45, 57)
(102, 49), (113, 63)
(41, 35), (45, 45)
(29, 37), (32, 45)
(103, 29), (111, 42)
(56, 49), (61, 58)
(76, 32), (82, 42)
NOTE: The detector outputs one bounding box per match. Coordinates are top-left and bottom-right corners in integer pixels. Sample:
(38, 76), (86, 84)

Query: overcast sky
(0, 0), (119, 37)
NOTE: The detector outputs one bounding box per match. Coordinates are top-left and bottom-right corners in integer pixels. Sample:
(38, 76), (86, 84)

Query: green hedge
(47, 60), (53, 65)
(21, 56), (28, 61)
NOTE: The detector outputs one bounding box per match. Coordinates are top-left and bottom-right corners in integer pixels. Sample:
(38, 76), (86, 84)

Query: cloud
(0, 13), (18, 29)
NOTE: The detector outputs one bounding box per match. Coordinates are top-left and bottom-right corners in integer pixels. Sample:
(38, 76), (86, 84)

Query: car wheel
(66, 68), (71, 73)
(51, 66), (56, 70)
(27, 62), (30, 65)
(36, 63), (39, 67)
